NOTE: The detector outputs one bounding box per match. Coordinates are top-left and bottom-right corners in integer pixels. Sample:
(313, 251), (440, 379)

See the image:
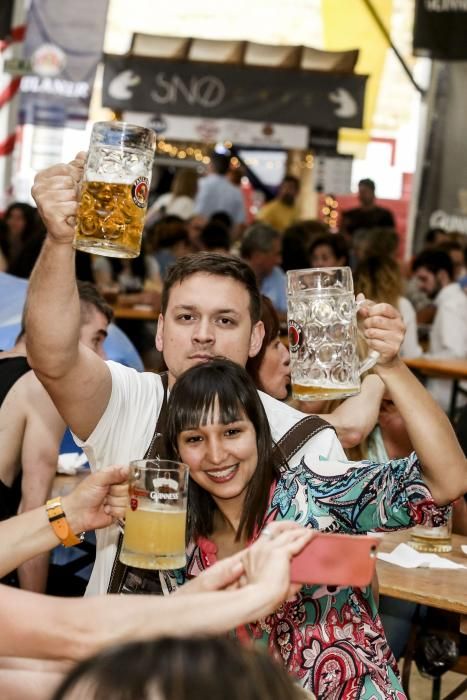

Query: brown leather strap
(145, 372), (169, 460)
(272, 414), (335, 471)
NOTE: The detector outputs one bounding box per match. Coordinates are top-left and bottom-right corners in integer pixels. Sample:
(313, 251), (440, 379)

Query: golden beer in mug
(409, 519), (452, 553)
(120, 459), (189, 570)
(74, 122), (156, 258)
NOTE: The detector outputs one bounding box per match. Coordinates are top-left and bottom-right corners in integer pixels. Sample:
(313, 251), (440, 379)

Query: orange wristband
(46, 497), (84, 547)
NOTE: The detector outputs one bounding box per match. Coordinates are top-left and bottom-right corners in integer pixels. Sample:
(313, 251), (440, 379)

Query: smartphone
(290, 532), (379, 588)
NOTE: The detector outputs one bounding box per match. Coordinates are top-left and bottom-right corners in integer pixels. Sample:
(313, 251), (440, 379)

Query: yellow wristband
(46, 497), (84, 547)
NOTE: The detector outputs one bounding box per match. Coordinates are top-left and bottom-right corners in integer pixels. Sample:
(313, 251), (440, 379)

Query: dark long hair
(165, 359), (279, 541)
(51, 637), (303, 700)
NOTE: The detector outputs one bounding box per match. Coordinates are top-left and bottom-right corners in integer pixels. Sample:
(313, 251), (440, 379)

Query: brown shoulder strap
(145, 371), (169, 460)
(108, 371), (169, 595)
(272, 414), (335, 471)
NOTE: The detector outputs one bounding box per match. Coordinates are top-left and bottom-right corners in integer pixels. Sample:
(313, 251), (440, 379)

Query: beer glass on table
(74, 122), (156, 258)
(287, 267), (379, 401)
(120, 459), (189, 570)
(410, 517), (452, 553)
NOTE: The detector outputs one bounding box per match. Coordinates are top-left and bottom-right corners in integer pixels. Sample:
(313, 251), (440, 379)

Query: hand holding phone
(290, 532), (379, 588)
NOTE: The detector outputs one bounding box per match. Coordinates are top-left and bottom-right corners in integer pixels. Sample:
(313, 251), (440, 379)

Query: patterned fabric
(161, 453), (450, 699)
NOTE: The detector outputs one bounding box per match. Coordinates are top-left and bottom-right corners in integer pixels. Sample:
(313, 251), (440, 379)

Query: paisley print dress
(163, 453), (450, 699)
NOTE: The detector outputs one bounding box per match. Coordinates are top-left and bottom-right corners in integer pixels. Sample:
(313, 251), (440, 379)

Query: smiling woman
(159, 358), (460, 699)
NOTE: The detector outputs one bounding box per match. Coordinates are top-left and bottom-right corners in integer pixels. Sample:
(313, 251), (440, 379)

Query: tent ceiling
(130, 33), (359, 73)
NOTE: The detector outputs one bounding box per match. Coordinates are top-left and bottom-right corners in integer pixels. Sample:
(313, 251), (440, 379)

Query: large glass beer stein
(74, 122), (156, 258)
(287, 267), (378, 401)
(120, 459), (189, 570)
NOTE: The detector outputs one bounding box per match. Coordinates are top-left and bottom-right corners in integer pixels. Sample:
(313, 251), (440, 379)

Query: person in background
(0, 282), (112, 592)
(413, 249), (467, 410)
(281, 220), (329, 272)
(194, 151), (246, 239)
(256, 175), (300, 233)
(342, 178), (395, 237)
(424, 227), (450, 248)
(52, 637), (309, 700)
(353, 256), (422, 358)
(438, 239), (467, 282)
(240, 223), (286, 317)
(308, 233), (349, 268)
(185, 214), (205, 252)
(210, 210), (233, 239)
(146, 216), (191, 280)
(200, 221), (231, 254)
(351, 227), (399, 267)
(0, 202), (40, 275)
(146, 168), (198, 226)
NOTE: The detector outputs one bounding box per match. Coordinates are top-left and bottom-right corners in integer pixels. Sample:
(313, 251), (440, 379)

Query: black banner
(413, 0), (467, 60)
(102, 54), (367, 131)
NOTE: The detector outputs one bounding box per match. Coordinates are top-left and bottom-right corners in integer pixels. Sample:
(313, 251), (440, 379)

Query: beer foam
(85, 169), (147, 185)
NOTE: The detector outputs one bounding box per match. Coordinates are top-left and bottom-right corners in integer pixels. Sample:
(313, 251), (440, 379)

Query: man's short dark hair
(309, 234), (349, 266)
(200, 222), (230, 252)
(358, 178), (375, 192)
(282, 174), (300, 189)
(240, 223), (280, 259)
(425, 227), (446, 245)
(412, 249), (454, 280)
(210, 211), (233, 230)
(161, 252), (261, 323)
(19, 281), (113, 340)
(210, 152), (231, 176)
(77, 281), (114, 325)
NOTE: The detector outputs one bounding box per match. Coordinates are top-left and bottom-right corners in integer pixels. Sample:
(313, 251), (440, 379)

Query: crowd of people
(0, 149), (466, 700)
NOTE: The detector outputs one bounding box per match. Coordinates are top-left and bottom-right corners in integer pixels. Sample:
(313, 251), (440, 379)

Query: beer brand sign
(20, 0), (109, 126)
(413, 0), (467, 59)
(102, 54), (367, 131)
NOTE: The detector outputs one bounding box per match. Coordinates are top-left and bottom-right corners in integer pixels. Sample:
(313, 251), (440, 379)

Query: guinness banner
(413, 0), (467, 60)
(102, 54), (367, 131)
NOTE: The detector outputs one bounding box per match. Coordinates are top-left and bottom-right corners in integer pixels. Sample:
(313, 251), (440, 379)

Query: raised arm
(27, 156), (111, 440)
(362, 302), (467, 505)
(323, 374), (385, 448)
(1, 521), (311, 661)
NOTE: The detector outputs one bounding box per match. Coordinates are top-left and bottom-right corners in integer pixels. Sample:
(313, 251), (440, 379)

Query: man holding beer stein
(25, 131), (466, 697)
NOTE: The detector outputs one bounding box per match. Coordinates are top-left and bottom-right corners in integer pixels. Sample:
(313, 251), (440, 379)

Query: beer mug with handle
(74, 121), (156, 258)
(287, 267), (379, 401)
(120, 459), (189, 570)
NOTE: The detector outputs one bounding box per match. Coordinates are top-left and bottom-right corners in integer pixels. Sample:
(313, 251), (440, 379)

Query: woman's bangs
(173, 374), (244, 434)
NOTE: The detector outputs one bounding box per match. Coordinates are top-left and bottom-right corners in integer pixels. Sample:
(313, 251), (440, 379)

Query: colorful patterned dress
(164, 453), (450, 699)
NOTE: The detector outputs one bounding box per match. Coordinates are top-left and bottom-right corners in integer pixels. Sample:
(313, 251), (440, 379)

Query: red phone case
(290, 533), (379, 588)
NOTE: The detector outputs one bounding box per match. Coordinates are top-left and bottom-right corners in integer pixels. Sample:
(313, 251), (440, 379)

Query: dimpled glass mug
(74, 121), (156, 258)
(287, 267), (379, 401)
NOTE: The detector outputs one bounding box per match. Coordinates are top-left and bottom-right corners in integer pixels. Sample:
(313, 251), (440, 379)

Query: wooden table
(112, 304), (157, 321)
(377, 530), (467, 617)
(377, 530), (467, 699)
(404, 357), (467, 418)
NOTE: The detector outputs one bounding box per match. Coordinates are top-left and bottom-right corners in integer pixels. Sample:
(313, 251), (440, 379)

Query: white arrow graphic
(328, 88), (358, 118)
(108, 70), (141, 100)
